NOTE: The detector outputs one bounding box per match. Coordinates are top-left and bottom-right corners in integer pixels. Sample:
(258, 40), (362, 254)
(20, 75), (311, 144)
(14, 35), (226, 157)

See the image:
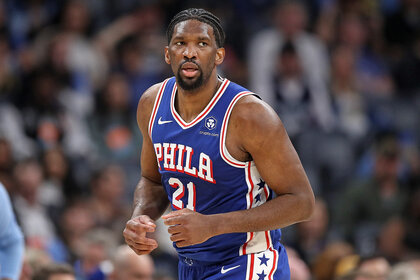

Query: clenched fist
(123, 215), (158, 255)
(162, 208), (217, 247)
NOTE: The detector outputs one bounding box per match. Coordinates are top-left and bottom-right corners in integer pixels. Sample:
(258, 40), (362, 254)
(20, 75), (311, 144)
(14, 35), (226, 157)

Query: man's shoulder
(138, 78), (174, 109)
(140, 81), (166, 103)
(229, 93), (280, 133)
(136, 80), (171, 127)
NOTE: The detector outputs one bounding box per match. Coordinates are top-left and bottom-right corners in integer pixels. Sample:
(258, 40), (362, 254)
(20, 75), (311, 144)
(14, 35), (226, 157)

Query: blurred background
(0, 0), (419, 279)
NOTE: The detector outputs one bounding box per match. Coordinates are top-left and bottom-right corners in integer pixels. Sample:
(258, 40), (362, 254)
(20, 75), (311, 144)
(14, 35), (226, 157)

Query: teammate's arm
(123, 84), (170, 255)
(163, 95), (315, 247)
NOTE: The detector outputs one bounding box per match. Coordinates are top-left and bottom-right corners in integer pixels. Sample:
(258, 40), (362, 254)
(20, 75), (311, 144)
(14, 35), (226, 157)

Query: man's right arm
(123, 83), (169, 255)
(132, 82), (169, 220)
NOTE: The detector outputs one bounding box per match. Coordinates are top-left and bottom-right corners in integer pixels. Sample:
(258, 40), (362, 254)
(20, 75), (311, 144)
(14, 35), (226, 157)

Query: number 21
(169, 178), (196, 211)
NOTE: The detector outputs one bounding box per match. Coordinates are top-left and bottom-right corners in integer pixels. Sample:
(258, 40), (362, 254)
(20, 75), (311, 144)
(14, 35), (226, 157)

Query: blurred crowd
(0, 0), (419, 279)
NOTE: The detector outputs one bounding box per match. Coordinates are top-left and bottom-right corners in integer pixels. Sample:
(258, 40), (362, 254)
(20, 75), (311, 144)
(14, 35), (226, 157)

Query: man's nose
(183, 44), (197, 58)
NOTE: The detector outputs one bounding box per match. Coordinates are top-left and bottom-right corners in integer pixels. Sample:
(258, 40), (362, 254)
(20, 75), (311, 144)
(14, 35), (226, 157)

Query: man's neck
(175, 75), (222, 123)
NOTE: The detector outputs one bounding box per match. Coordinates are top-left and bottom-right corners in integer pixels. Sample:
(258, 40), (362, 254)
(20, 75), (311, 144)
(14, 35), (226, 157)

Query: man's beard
(176, 67), (204, 91)
(176, 60), (213, 91)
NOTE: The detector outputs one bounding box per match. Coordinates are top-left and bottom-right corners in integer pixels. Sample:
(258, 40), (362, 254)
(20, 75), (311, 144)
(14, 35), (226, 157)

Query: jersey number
(169, 178), (196, 211)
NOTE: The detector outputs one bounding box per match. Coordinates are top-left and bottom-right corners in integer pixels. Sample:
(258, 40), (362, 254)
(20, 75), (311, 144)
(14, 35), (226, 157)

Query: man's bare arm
(132, 82), (169, 219)
(213, 95), (315, 232)
(163, 95), (315, 247)
(123, 83), (169, 255)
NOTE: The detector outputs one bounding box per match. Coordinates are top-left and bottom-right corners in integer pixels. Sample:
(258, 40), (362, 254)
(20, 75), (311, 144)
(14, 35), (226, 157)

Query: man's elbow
(298, 190), (315, 222)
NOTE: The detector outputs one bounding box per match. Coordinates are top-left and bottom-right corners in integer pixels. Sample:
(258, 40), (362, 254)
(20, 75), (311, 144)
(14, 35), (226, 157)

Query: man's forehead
(172, 19), (214, 38)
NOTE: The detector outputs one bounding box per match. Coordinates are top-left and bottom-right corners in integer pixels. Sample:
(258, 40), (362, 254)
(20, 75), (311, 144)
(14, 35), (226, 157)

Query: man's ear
(164, 46), (170, 64)
(215, 47), (225, 66)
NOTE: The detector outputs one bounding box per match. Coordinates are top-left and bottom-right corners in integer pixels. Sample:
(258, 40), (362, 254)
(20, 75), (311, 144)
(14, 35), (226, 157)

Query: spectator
(86, 165), (131, 232)
(356, 255), (391, 280)
(271, 40), (320, 142)
(335, 256), (393, 280)
(0, 103), (37, 161)
(48, 201), (95, 264)
(114, 35), (166, 112)
(335, 131), (408, 255)
(248, 0), (334, 131)
(286, 246), (311, 280)
(108, 245), (156, 280)
(73, 228), (117, 280)
(40, 146), (81, 207)
(88, 73), (143, 193)
(88, 74), (141, 165)
(7, 0), (59, 50)
(32, 263), (76, 280)
(12, 158), (57, 250)
(312, 241), (355, 280)
(287, 198), (332, 266)
(55, 0), (108, 92)
(330, 45), (369, 145)
(19, 248), (52, 280)
(387, 261), (420, 280)
(16, 67), (92, 159)
(336, 13), (394, 97)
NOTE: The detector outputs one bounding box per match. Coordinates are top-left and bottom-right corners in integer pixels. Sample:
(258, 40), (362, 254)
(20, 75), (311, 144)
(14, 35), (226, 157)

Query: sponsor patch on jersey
(199, 131), (219, 137)
(205, 116), (217, 130)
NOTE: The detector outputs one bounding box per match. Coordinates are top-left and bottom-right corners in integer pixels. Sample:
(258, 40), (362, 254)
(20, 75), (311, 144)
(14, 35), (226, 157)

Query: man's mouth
(181, 62), (199, 78)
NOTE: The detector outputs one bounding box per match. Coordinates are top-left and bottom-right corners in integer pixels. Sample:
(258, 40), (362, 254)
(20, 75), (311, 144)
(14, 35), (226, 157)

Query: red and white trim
(245, 247), (279, 280)
(246, 254), (255, 280)
(268, 247), (279, 280)
(148, 79), (170, 138)
(220, 91), (254, 168)
(170, 79), (230, 129)
(240, 162), (273, 256)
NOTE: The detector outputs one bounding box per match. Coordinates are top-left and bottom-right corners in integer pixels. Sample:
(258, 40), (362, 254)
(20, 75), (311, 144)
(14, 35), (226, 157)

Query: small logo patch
(205, 116), (217, 130)
(158, 117), (173, 125)
(221, 265), (240, 274)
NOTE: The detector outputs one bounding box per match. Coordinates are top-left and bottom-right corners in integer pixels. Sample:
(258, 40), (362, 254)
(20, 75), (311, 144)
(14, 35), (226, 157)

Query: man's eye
(175, 42), (184, 46)
(198, 42), (207, 47)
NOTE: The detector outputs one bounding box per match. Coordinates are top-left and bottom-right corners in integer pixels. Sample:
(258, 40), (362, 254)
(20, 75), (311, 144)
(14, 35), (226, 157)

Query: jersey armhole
(219, 91), (256, 168)
(148, 78), (170, 139)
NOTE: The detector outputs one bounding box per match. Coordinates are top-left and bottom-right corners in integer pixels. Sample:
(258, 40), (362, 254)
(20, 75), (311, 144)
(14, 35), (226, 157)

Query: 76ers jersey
(149, 77), (281, 262)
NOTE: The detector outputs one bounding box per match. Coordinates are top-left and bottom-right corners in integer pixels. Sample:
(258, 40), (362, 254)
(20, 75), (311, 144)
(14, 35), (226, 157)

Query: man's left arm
(163, 96), (315, 247)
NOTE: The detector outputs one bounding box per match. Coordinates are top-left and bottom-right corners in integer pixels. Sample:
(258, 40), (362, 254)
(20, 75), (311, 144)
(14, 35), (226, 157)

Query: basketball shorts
(178, 243), (290, 280)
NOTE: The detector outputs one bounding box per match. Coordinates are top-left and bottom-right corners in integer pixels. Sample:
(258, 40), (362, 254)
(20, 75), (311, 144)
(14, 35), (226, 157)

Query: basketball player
(108, 245), (155, 280)
(123, 8), (315, 279)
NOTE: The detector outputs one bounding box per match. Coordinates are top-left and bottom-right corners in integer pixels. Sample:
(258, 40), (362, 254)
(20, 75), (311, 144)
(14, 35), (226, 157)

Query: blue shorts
(178, 244), (290, 280)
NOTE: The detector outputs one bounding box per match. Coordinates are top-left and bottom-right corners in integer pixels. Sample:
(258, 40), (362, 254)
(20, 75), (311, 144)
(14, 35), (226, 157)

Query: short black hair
(166, 8), (225, 48)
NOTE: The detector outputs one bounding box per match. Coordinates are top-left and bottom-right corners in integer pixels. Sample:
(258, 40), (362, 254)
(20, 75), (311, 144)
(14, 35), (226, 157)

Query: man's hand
(162, 209), (216, 247)
(123, 215), (158, 255)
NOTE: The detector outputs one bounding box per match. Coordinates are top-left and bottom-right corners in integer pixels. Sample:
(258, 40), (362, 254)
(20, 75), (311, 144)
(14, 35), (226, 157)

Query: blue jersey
(149, 77), (282, 262)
